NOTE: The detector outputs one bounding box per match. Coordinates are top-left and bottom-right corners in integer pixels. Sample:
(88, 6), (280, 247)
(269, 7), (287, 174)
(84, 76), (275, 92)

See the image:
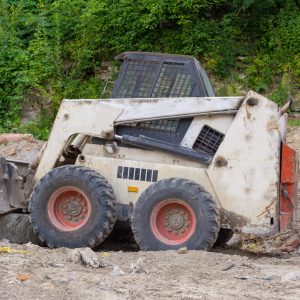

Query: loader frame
(31, 91), (292, 235)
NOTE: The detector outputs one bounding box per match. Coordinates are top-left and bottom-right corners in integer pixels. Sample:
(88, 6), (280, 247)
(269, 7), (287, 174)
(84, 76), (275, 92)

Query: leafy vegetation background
(0, 0), (299, 139)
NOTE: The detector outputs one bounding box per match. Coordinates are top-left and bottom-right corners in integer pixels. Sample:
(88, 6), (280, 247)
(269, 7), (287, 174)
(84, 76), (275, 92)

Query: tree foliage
(0, 0), (299, 136)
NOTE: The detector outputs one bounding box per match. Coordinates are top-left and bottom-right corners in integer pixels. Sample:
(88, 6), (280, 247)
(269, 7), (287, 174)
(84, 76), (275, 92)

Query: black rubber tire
(0, 213), (40, 245)
(132, 178), (220, 251)
(213, 228), (234, 247)
(29, 165), (117, 249)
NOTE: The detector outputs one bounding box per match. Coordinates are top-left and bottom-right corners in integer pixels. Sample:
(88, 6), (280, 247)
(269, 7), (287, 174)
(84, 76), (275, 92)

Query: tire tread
(29, 165), (117, 248)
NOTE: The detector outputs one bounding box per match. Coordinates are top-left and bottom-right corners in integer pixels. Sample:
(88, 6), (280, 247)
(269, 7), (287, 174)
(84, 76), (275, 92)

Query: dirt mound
(226, 229), (300, 255)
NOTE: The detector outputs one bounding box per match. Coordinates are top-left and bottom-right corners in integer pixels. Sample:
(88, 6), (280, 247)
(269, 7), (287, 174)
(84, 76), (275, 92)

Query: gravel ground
(1, 242), (300, 300)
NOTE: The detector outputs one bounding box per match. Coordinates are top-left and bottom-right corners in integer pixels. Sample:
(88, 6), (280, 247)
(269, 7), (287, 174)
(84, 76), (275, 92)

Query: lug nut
(67, 216), (72, 220)
(83, 208), (87, 213)
(80, 214), (84, 219)
(63, 210), (68, 215)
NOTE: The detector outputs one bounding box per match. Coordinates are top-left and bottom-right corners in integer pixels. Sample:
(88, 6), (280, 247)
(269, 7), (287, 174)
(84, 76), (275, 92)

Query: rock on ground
(77, 248), (105, 268)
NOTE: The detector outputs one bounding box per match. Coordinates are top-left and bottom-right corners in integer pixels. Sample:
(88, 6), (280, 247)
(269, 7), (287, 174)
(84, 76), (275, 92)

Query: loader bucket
(0, 134), (44, 214)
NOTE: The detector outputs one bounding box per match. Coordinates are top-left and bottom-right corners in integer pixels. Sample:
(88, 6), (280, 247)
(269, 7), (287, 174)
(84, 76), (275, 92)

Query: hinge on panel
(281, 185), (295, 208)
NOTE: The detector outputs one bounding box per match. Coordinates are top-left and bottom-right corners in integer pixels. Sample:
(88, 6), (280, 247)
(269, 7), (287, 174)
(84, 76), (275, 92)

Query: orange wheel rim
(150, 199), (196, 245)
(48, 186), (91, 231)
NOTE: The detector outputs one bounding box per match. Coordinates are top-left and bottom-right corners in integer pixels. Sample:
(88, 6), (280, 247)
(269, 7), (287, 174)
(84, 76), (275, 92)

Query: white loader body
(34, 90), (287, 235)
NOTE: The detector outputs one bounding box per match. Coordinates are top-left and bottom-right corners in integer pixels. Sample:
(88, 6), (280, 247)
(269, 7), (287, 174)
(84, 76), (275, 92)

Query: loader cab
(111, 52), (215, 98)
(111, 52), (215, 147)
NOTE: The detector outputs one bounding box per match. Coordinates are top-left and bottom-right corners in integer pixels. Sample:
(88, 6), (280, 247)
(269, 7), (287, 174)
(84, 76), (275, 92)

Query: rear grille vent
(193, 125), (224, 155)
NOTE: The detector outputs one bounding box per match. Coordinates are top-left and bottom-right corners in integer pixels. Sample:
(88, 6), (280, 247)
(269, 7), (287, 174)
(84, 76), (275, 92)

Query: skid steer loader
(0, 52), (298, 251)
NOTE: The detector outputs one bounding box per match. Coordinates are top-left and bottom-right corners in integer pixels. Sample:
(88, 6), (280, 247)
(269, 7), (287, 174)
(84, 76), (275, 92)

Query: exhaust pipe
(281, 99), (292, 115)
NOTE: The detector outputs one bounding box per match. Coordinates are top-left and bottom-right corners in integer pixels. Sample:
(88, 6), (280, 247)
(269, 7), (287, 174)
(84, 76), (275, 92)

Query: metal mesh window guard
(152, 62), (193, 97)
(111, 51), (214, 98)
(138, 119), (180, 133)
(112, 53), (212, 136)
(113, 59), (195, 99)
(114, 60), (160, 98)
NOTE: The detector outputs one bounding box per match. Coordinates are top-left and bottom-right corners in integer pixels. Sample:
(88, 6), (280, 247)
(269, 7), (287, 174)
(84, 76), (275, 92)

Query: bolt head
(67, 216), (72, 220)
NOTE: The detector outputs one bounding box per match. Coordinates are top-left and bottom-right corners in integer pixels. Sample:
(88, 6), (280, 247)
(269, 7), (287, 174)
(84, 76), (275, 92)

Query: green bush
(0, 0), (299, 138)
